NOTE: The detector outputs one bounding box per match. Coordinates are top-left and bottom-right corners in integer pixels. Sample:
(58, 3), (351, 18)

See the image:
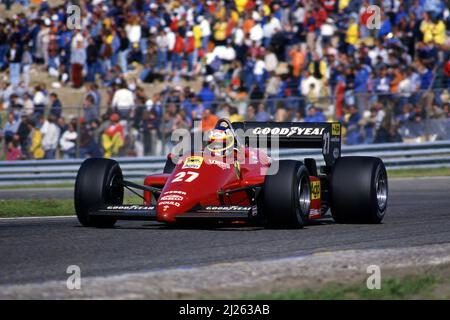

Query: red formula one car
(74, 119), (388, 228)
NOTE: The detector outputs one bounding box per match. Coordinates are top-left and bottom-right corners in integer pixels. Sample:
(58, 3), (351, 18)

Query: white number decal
(172, 172), (185, 183)
(185, 171), (199, 182)
(172, 171), (199, 183)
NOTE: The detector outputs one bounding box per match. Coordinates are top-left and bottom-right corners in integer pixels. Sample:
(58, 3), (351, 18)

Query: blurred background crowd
(0, 0), (449, 160)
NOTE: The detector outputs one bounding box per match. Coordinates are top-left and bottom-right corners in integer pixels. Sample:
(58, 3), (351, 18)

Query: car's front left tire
(74, 158), (124, 227)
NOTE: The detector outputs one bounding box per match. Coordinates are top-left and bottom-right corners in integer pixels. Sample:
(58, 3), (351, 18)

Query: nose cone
(156, 156), (237, 223)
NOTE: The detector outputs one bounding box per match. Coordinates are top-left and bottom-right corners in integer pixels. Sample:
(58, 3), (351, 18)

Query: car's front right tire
(74, 158), (124, 227)
(262, 160), (311, 228)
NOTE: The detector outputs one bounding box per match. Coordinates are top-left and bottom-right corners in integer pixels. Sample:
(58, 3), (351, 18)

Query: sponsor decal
(251, 205), (258, 216)
(204, 205), (252, 211)
(330, 136), (341, 143)
(160, 195), (184, 201)
(182, 156), (203, 169)
(309, 209), (321, 219)
(333, 147), (340, 159)
(323, 132), (330, 155)
(106, 205), (155, 210)
(158, 201), (181, 207)
(164, 190), (187, 195)
(311, 181), (321, 200)
(332, 123), (341, 136)
(207, 159), (230, 170)
(253, 127), (325, 137)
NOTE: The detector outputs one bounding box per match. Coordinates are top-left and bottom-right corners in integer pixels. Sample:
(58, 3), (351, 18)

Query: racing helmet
(206, 128), (235, 157)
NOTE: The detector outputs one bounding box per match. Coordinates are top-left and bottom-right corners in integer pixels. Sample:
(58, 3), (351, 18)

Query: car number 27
(171, 171), (199, 183)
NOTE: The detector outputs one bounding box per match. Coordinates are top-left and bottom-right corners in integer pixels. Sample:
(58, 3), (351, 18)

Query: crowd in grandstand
(0, 0), (449, 160)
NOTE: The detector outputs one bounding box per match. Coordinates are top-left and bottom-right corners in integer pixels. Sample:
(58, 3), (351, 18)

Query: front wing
(89, 205), (257, 222)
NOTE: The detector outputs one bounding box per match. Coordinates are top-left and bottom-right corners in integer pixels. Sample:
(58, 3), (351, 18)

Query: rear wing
(232, 121), (341, 166)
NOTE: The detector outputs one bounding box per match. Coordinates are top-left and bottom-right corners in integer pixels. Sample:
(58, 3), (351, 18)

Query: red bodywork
(143, 147), (322, 224)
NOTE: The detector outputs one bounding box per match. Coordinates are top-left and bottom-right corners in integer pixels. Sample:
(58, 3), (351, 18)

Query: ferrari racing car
(74, 119), (388, 228)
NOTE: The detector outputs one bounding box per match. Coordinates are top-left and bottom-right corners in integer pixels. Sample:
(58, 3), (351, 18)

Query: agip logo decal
(311, 181), (321, 200)
(182, 156), (203, 169)
(332, 123), (341, 136)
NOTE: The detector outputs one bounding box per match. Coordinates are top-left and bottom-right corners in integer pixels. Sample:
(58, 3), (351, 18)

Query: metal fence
(0, 140), (449, 186)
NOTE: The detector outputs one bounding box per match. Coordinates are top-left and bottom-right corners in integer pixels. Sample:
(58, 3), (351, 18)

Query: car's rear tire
(74, 158), (124, 227)
(262, 160), (311, 228)
(330, 156), (388, 224)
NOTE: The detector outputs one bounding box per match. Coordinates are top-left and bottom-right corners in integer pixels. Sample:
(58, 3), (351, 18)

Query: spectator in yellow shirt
(28, 120), (45, 160)
(432, 19), (447, 45)
(229, 107), (244, 123)
(346, 17), (359, 46)
(235, 0), (248, 14)
(213, 18), (228, 46)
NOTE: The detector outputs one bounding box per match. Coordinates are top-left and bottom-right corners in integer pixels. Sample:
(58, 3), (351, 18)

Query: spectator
(83, 94), (98, 123)
(7, 42), (22, 86)
(70, 31), (86, 88)
(6, 141), (23, 161)
(255, 104), (271, 121)
(28, 120), (44, 160)
(3, 112), (19, 145)
(86, 36), (102, 83)
(305, 106), (326, 122)
(112, 82), (135, 118)
(200, 109), (219, 132)
(33, 85), (47, 116)
(245, 105), (256, 121)
(22, 92), (34, 116)
(16, 114), (30, 158)
(21, 45), (33, 87)
(40, 115), (61, 159)
(155, 28), (169, 72)
(49, 93), (62, 119)
(343, 105), (362, 145)
(198, 82), (215, 109)
(140, 109), (159, 156)
(59, 123), (77, 159)
(102, 113), (124, 158)
(79, 118), (102, 158)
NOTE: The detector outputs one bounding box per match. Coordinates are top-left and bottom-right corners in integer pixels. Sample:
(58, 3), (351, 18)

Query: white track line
(390, 176), (450, 181)
(0, 215), (75, 221)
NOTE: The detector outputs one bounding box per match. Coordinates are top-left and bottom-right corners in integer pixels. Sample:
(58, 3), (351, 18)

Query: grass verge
(240, 273), (447, 300)
(0, 183), (74, 190)
(387, 167), (450, 178)
(0, 195), (143, 218)
(0, 199), (74, 218)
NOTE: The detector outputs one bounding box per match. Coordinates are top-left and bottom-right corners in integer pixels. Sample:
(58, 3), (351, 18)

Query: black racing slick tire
(74, 158), (124, 227)
(330, 156), (388, 224)
(263, 160), (311, 228)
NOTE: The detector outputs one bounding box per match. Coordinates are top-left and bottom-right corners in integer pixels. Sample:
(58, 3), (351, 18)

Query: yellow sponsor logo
(311, 181), (321, 200)
(332, 123), (341, 136)
(182, 156), (203, 169)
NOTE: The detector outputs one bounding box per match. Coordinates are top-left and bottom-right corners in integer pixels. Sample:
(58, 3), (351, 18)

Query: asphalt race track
(0, 177), (449, 286)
